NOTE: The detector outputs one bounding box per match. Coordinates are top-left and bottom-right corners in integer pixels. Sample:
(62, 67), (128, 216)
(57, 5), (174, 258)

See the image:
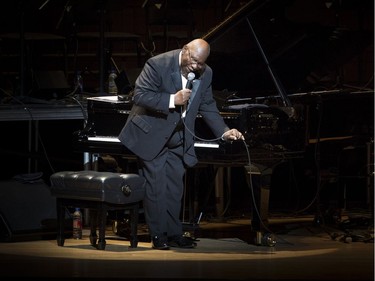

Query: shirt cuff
(169, 94), (175, 108)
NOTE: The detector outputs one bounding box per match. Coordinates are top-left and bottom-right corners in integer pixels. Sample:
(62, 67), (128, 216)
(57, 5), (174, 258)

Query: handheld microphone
(181, 72), (195, 118)
(185, 72), (195, 89)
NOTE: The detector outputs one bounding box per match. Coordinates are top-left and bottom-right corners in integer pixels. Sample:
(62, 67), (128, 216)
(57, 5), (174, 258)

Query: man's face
(180, 46), (206, 78)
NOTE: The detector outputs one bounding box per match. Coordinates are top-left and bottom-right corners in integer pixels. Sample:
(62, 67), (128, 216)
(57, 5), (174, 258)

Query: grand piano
(73, 0), (374, 244)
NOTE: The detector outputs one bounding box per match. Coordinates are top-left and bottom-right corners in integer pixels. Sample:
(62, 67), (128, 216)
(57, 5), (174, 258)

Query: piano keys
(73, 97), (224, 165)
(86, 135), (220, 148)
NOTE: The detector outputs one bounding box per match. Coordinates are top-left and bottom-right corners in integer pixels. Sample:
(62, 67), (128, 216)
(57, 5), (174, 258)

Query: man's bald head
(186, 39), (210, 61)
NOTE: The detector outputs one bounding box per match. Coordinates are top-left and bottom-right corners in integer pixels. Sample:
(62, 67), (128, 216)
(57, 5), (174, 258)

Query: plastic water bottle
(108, 70), (118, 95)
(72, 208), (83, 239)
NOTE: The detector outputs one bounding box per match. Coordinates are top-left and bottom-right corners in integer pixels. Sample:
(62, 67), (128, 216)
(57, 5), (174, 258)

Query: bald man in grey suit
(119, 39), (244, 250)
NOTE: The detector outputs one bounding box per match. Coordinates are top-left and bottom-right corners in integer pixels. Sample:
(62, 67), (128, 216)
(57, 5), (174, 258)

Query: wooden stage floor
(0, 211), (373, 281)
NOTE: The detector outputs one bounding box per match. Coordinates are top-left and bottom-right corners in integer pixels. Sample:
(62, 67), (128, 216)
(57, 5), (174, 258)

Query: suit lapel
(171, 71), (182, 91)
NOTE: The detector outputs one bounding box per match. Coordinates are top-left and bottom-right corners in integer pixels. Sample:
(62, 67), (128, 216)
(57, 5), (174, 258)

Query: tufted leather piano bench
(49, 171), (146, 250)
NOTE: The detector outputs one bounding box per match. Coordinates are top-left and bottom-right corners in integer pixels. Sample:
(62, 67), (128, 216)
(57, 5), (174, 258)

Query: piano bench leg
(56, 199), (65, 247)
(57, 237), (65, 247)
(89, 209), (98, 247)
(129, 203), (139, 248)
(55, 201), (141, 250)
(97, 204), (107, 250)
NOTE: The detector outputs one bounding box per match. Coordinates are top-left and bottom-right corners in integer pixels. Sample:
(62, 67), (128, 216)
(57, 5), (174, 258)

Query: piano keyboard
(88, 136), (121, 142)
(88, 136), (220, 148)
(194, 141), (219, 148)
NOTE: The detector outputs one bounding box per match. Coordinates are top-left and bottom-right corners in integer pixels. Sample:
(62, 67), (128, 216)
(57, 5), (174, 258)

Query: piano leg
(214, 166), (231, 218)
(246, 163), (276, 246)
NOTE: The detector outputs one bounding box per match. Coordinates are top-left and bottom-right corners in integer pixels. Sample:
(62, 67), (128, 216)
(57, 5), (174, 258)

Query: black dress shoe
(151, 235), (170, 250)
(168, 235), (197, 248)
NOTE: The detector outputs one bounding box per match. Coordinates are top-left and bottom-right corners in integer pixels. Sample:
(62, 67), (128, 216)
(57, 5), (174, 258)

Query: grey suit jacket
(118, 49), (229, 167)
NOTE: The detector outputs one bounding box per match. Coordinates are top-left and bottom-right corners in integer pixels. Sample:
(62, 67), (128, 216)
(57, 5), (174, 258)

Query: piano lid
(202, 0), (374, 100)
